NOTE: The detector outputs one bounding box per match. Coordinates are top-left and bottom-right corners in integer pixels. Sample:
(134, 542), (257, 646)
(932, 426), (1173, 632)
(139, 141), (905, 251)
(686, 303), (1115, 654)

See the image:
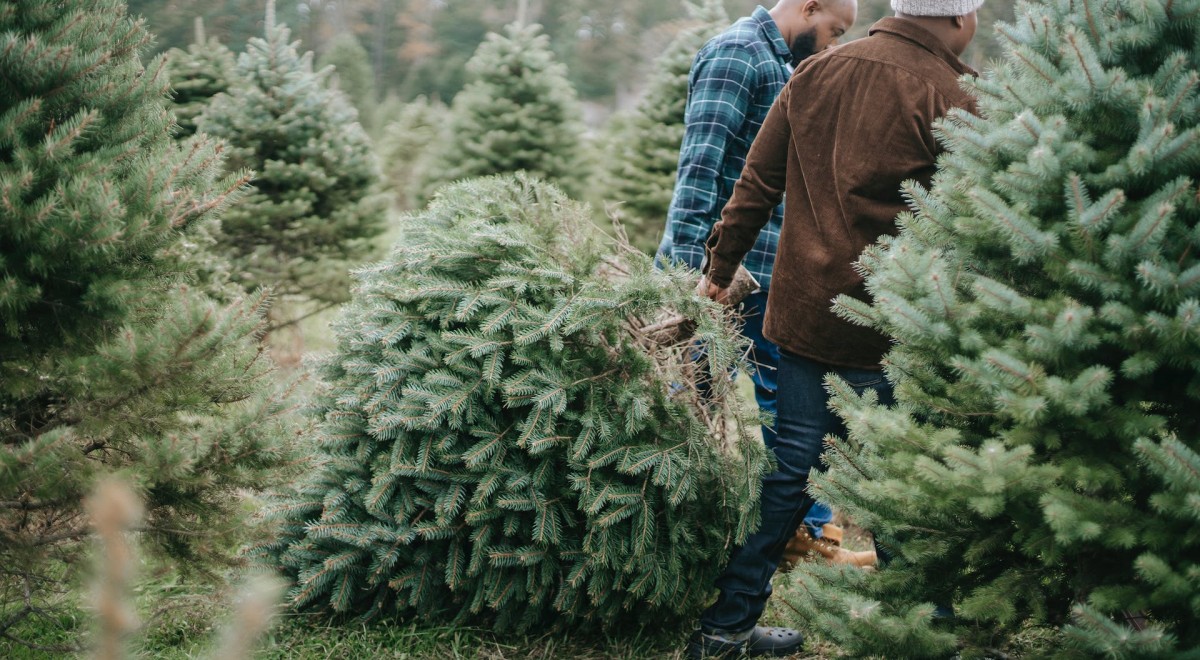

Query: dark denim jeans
(739, 293), (833, 537)
(699, 349), (896, 634)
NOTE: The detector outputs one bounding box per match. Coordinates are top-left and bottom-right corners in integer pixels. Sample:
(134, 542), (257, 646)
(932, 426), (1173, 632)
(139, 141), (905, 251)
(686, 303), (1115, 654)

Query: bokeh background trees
(132, 0), (1011, 113)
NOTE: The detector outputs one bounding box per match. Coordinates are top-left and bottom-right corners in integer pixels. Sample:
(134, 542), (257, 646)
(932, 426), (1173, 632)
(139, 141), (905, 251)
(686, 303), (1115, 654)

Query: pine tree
(367, 92), (406, 140)
(255, 174), (769, 631)
(318, 33), (377, 122)
(418, 23), (585, 203)
(199, 4), (389, 309)
(379, 97), (443, 211)
(782, 0), (1200, 656)
(601, 0), (729, 254)
(165, 17), (237, 139)
(0, 0), (298, 648)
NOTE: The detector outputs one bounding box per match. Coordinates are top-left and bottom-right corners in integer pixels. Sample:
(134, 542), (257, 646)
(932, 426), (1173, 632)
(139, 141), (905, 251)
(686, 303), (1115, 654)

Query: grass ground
(6, 567), (844, 659)
(8, 555), (1064, 659)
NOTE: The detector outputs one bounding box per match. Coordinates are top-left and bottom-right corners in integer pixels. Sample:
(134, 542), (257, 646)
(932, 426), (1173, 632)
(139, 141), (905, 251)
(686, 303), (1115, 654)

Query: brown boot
(820, 523), (844, 545)
(779, 524), (877, 571)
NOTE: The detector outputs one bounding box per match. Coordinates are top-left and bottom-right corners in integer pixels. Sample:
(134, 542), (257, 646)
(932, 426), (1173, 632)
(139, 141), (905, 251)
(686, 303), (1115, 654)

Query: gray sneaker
(685, 626), (804, 658)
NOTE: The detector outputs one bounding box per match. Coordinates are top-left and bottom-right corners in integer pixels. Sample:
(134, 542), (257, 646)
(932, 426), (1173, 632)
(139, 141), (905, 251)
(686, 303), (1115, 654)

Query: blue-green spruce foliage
(783, 0), (1200, 656)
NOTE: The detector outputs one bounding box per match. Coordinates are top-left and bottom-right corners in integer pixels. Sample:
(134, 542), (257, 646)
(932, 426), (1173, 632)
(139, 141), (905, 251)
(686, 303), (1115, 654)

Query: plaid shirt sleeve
(665, 44), (758, 271)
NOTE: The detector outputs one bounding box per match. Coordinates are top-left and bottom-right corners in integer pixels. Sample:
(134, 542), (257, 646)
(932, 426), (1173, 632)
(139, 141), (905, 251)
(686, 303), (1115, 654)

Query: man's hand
(697, 275), (732, 306)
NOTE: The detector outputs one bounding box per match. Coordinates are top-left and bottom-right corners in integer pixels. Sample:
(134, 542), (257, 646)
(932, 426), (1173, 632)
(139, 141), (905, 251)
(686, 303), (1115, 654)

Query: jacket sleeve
(704, 80), (791, 288)
(664, 44), (758, 271)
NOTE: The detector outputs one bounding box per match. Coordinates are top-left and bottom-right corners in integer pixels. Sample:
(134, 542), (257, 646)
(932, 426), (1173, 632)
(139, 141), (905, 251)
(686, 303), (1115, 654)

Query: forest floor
(7, 563), (849, 659)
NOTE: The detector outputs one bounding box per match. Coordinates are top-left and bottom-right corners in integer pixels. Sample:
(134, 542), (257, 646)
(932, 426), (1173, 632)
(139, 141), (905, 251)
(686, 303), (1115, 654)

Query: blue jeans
(739, 293), (833, 538)
(699, 349), (896, 633)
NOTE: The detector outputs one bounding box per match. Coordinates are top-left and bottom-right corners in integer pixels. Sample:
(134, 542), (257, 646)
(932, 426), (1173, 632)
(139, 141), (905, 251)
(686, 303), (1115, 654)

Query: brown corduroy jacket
(704, 17), (978, 370)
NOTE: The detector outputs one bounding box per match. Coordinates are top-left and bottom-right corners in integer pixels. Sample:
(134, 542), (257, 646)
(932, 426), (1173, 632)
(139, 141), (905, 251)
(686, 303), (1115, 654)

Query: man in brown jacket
(687, 1), (982, 657)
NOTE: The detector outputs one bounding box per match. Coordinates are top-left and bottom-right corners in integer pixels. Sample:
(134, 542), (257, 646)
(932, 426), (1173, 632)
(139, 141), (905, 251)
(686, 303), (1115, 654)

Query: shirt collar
(868, 17), (978, 77)
(752, 5), (793, 62)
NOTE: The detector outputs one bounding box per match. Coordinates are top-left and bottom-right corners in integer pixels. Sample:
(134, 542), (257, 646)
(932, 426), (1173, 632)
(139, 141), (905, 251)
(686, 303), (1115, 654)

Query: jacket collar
(868, 17), (978, 77)
(752, 5), (793, 63)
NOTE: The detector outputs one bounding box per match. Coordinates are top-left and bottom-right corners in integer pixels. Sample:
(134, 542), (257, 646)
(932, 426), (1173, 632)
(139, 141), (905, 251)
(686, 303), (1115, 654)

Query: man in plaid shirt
(661, 0), (854, 282)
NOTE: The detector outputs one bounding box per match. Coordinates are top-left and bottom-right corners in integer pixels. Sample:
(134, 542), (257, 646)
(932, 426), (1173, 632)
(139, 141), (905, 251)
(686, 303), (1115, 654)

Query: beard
(789, 28), (819, 66)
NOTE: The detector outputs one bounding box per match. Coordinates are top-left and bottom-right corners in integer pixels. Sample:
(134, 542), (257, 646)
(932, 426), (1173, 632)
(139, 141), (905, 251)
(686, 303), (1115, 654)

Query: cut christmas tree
(783, 0), (1200, 656)
(256, 174), (769, 631)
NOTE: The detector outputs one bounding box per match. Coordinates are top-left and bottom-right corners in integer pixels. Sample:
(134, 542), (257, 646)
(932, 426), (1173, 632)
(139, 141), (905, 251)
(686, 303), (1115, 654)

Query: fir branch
(1012, 48), (1057, 85)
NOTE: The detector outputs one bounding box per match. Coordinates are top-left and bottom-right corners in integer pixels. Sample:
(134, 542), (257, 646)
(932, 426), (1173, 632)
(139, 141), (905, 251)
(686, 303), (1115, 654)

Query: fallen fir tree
(256, 174), (769, 630)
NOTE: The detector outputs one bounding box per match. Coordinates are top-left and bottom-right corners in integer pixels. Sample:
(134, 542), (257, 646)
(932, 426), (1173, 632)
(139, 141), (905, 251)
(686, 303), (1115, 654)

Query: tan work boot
(779, 523), (877, 571)
(820, 522), (844, 545)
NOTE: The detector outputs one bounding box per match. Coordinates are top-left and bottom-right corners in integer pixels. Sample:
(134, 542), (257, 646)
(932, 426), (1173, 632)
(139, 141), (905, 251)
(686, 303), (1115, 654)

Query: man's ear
(952, 14), (965, 29)
(803, 0), (821, 18)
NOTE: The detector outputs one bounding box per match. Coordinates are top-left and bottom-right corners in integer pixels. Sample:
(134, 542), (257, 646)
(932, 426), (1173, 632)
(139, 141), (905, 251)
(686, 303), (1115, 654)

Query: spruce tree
(783, 0), (1200, 656)
(256, 175), (769, 631)
(164, 17), (237, 139)
(199, 5), (388, 309)
(0, 0), (298, 648)
(367, 92), (406, 140)
(318, 33), (376, 121)
(379, 97), (442, 212)
(602, 0), (729, 254)
(418, 23), (585, 203)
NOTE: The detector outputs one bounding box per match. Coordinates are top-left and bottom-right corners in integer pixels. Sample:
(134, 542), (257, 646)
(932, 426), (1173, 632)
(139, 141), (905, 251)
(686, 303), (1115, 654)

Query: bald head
(775, 0), (855, 9)
(770, 0), (859, 65)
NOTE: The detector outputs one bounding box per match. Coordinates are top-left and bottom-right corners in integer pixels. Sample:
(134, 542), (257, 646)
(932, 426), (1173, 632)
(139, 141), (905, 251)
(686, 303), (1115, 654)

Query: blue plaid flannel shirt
(660, 6), (791, 291)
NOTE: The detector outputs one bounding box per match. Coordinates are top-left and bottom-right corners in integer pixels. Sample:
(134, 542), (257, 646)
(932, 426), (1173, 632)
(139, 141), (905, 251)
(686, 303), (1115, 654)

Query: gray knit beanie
(890, 0), (985, 16)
